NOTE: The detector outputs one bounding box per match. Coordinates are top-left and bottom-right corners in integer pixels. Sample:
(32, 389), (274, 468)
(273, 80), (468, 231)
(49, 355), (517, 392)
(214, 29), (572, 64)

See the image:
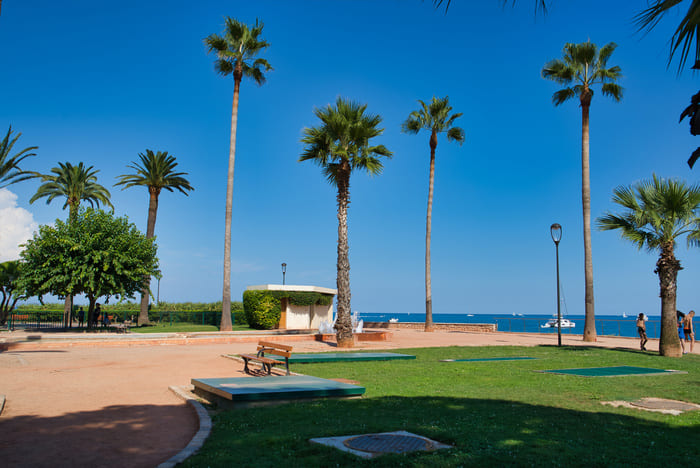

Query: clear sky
(1, 0), (698, 317)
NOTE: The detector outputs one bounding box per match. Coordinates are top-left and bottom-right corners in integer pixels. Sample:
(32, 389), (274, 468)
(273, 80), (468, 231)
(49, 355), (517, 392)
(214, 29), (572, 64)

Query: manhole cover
(630, 398), (700, 411)
(344, 434), (432, 454)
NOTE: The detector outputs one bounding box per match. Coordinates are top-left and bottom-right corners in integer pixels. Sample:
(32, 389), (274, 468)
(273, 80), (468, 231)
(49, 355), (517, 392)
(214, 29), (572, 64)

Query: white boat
(541, 318), (576, 328)
(622, 312), (627, 318)
(389, 318), (399, 323)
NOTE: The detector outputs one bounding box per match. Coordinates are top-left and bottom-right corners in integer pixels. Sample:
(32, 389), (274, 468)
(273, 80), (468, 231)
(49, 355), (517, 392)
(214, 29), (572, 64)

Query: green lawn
(182, 346), (700, 467)
(130, 323), (252, 333)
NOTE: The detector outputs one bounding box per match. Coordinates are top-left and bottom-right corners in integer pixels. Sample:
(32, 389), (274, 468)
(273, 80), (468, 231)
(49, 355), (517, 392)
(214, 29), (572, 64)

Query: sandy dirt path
(0, 329), (674, 467)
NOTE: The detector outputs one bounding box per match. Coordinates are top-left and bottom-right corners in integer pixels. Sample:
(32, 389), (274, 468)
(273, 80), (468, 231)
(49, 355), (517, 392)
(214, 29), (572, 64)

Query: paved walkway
(0, 328), (684, 467)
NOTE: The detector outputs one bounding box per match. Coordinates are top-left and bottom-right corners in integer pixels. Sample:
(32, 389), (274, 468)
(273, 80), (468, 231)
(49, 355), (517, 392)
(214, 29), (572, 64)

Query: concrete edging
(158, 386), (212, 468)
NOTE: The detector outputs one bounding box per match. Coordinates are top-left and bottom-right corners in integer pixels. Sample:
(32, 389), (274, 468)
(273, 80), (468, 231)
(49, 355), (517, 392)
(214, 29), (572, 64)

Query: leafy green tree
(542, 41), (623, 343)
(29, 161), (113, 326)
(299, 97), (392, 347)
(204, 17), (272, 331)
(401, 96), (465, 332)
(0, 261), (24, 325)
(0, 126), (37, 188)
(116, 149), (194, 326)
(18, 208), (159, 327)
(598, 175), (700, 357)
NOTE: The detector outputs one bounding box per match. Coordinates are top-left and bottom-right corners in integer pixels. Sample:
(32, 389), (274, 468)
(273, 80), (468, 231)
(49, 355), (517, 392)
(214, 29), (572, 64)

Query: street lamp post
(550, 223), (562, 347)
(281, 263), (287, 285)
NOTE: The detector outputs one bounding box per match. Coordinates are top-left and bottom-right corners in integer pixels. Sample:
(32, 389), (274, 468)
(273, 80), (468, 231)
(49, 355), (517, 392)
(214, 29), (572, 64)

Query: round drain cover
(344, 434), (432, 454)
(631, 398), (700, 411)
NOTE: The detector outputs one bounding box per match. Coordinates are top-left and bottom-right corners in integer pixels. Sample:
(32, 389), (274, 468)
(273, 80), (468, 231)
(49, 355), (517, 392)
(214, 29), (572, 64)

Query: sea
(357, 312), (665, 339)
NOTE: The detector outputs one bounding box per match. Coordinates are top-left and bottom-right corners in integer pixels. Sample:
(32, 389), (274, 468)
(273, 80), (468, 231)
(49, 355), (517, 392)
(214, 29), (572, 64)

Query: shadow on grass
(0, 404), (195, 467)
(184, 395), (699, 467)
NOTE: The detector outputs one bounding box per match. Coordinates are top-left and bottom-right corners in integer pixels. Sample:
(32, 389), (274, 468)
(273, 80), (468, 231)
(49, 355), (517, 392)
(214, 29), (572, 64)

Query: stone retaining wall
(364, 322), (497, 333)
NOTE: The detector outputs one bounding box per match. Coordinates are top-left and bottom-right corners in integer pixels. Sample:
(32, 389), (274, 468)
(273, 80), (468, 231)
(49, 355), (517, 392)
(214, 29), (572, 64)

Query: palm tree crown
(300, 97), (392, 182)
(116, 150), (193, 196)
(542, 41), (623, 106)
(30, 162), (113, 219)
(0, 126), (37, 188)
(402, 96), (465, 146)
(204, 17), (273, 84)
(598, 175), (700, 251)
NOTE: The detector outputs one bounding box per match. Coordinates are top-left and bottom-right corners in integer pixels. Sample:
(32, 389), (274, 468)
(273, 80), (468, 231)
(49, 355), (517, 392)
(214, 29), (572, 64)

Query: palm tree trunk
(425, 133), (437, 332)
(581, 100), (597, 342)
(220, 69), (242, 332)
(657, 243), (683, 356)
(138, 188), (160, 326)
(63, 201), (80, 328)
(335, 165), (353, 347)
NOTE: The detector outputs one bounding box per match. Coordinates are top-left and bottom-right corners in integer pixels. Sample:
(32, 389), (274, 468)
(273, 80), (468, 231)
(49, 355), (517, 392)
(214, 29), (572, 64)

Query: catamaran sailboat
(541, 317), (576, 328)
(542, 283), (575, 328)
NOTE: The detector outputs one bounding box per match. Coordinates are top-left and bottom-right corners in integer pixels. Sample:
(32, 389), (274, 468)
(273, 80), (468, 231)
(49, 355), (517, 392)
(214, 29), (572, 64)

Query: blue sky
(1, 0), (698, 317)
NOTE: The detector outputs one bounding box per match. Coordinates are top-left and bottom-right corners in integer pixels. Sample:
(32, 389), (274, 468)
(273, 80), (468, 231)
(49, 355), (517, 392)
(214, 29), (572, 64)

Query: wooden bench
(110, 320), (132, 334)
(240, 341), (293, 376)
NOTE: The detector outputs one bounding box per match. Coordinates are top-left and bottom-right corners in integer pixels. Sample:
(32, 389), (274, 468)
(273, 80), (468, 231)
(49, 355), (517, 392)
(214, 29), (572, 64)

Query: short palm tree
(401, 96), (465, 332)
(299, 97), (392, 347)
(542, 40), (623, 342)
(204, 16), (272, 331)
(116, 150), (194, 325)
(30, 162), (113, 327)
(598, 175), (700, 357)
(0, 126), (37, 188)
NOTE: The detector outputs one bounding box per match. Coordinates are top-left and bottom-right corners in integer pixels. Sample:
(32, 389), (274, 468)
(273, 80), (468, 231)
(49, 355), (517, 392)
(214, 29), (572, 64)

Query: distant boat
(467, 314), (474, 317)
(389, 318), (399, 323)
(541, 318), (575, 329)
(622, 312), (627, 318)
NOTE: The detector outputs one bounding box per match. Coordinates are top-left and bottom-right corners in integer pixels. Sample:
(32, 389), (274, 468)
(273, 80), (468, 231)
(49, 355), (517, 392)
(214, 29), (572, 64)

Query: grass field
(182, 345), (699, 467)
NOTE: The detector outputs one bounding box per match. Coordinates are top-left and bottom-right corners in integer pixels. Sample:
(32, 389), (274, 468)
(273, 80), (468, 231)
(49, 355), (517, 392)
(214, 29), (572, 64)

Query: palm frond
(635, 0), (700, 72)
(0, 126), (38, 188)
(601, 83), (624, 101)
(552, 88), (576, 106)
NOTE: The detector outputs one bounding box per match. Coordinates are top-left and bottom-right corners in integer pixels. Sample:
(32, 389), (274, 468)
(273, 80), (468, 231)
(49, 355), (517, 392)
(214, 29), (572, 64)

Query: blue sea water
(358, 312), (665, 339)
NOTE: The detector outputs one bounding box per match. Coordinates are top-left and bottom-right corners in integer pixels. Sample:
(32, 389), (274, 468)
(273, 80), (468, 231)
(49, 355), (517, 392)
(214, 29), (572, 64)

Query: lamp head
(281, 263), (287, 273)
(550, 223), (562, 244)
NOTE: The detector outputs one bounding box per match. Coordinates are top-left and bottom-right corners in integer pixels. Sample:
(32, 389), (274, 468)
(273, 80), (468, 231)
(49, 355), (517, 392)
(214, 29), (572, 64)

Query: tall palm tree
(30, 162), (113, 327)
(542, 41), (623, 342)
(401, 96), (465, 332)
(299, 97), (392, 347)
(598, 175), (700, 357)
(0, 126), (37, 188)
(115, 150), (194, 326)
(204, 17), (272, 331)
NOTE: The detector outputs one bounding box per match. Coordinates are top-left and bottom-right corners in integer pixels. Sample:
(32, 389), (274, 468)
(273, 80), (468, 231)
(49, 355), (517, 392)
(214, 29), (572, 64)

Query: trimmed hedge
(14, 301), (246, 326)
(242, 290), (334, 330)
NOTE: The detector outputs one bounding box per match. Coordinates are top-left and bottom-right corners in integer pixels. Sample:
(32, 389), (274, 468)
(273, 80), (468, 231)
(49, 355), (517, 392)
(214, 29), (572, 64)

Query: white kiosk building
(245, 284), (337, 330)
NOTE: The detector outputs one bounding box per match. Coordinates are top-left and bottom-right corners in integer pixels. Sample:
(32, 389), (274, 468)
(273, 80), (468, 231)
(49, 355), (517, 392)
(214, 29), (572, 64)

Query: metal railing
(495, 317), (660, 339)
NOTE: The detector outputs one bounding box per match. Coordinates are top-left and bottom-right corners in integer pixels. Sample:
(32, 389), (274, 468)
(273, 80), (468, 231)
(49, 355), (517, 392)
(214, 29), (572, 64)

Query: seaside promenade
(0, 328), (690, 467)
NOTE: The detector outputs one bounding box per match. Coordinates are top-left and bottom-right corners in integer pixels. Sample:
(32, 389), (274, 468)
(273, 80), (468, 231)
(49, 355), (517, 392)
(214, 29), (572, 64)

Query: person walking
(682, 310), (695, 353)
(677, 311), (686, 354)
(77, 307), (85, 328)
(636, 313), (648, 351)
